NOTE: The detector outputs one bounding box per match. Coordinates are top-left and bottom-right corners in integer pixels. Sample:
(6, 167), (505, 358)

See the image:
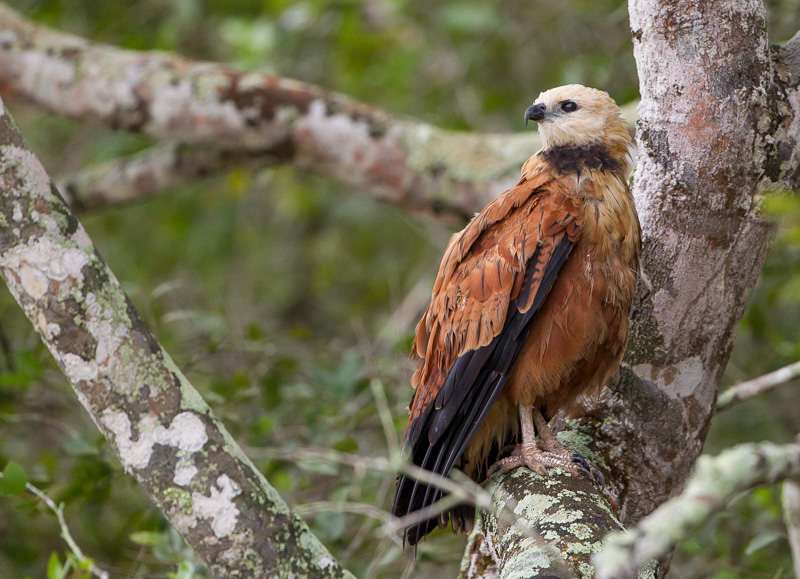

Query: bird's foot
(488, 442), (573, 478)
(488, 441), (605, 487)
(536, 434), (605, 487)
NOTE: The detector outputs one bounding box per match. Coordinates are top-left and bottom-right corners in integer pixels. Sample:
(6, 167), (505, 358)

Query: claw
(571, 454), (605, 487)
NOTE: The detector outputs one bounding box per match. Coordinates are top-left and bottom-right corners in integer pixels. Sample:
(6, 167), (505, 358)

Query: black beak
(524, 103), (547, 125)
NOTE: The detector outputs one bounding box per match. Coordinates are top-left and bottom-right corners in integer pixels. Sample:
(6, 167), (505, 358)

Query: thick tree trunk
(461, 0), (800, 576)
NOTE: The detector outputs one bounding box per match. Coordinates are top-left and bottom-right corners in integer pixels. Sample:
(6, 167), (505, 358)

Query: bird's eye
(560, 100), (578, 113)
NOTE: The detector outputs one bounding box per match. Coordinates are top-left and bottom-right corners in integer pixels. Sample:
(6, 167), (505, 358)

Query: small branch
(593, 440), (800, 579)
(784, 479), (800, 579)
(3, 475), (110, 579)
(716, 360), (800, 412)
(292, 501), (392, 525)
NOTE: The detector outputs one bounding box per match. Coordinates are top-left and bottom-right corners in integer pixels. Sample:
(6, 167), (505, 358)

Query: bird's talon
(570, 454), (605, 487)
(533, 463), (548, 477)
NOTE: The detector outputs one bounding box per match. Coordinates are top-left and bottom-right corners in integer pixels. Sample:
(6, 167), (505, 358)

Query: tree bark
(0, 97), (353, 579)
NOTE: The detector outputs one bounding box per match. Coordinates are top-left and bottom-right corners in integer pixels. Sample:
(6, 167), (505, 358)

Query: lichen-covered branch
(593, 440), (800, 579)
(0, 97), (353, 578)
(458, 432), (657, 579)
(0, 5), (645, 218)
(0, 3), (542, 221)
(57, 142), (271, 212)
(459, 469), (615, 579)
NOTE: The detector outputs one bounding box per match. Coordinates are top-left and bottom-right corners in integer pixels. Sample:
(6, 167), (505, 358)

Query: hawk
(392, 85), (641, 545)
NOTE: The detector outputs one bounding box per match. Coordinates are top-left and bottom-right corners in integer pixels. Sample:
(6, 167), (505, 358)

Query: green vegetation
(1, 0), (799, 576)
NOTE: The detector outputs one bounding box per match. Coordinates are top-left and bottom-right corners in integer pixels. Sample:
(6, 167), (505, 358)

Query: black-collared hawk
(392, 85), (641, 545)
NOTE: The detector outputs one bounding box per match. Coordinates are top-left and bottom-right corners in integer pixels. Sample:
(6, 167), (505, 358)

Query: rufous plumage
(392, 85), (641, 545)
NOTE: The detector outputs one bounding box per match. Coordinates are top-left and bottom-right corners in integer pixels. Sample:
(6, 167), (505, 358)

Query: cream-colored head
(525, 85), (630, 151)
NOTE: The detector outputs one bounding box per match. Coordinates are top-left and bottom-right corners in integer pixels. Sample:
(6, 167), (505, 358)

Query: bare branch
(0, 97), (352, 578)
(292, 501), (392, 525)
(0, 473), (111, 579)
(56, 143), (269, 211)
(716, 360), (800, 412)
(593, 440), (800, 579)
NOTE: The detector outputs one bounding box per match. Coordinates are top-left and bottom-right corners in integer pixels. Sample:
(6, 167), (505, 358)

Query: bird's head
(525, 85), (631, 152)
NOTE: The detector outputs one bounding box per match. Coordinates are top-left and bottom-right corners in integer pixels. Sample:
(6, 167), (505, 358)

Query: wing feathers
(393, 169), (583, 544)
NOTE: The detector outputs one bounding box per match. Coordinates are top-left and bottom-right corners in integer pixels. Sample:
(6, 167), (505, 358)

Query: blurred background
(0, 0), (799, 577)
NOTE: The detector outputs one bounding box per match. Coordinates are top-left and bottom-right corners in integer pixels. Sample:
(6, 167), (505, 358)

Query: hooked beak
(524, 103), (547, 125)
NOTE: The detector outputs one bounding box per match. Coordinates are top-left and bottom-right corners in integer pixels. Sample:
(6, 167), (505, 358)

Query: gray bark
(0, 97), (353, 578)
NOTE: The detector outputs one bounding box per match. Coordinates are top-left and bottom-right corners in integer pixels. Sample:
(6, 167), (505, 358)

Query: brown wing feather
(406, 169), (581, 444)
(393, 162), (584, 544)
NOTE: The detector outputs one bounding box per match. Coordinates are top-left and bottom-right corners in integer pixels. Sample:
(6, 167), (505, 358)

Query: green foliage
(1, 0), (799, 577)
(0, 461), (27, 496)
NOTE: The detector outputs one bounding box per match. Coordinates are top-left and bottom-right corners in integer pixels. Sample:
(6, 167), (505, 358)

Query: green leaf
(744, 531), (781, 556)
(46, 552), (64, 579)
(0, 461), (28, 496)
(129, 530), (168, 547)
(168, 561), (195, 579)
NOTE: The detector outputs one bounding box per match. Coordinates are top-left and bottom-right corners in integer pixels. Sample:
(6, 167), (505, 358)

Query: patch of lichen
(467, 467), (624, 578)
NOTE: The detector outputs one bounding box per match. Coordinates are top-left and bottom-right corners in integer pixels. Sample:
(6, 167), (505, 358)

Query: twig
(252, 445), (492, 510)
(380, 492), (464, 536)
(369, 378), (400, 459)
(0, 475), (110, 579)
(292, 501), (392, 524)
(716, 360), (800, 412)
(783, 479), (800, 579)
(593, 439), (800, 579)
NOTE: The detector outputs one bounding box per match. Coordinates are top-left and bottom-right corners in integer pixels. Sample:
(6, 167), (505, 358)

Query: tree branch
(458, 432), (657, 579)
(56, 142), (269, 211)
(0, 5), (644, 218)
(0, 3), (543, 221)
(593, 439), (800, 579)
(716, 359), (800, 412)
(0, 97), (353, 578)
